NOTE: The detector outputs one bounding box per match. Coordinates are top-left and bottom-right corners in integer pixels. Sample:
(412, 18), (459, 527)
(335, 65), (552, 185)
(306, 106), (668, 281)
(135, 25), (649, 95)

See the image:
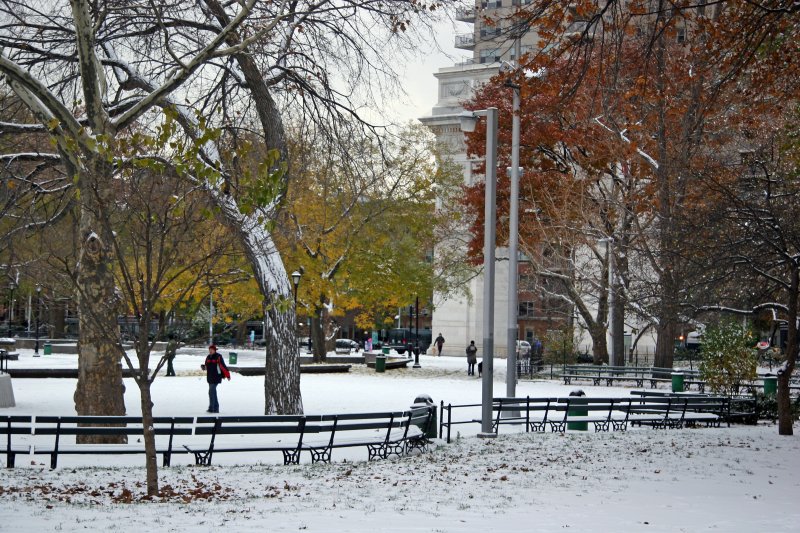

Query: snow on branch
(594, 116), (659, 171)
(694, 302), (789, 315)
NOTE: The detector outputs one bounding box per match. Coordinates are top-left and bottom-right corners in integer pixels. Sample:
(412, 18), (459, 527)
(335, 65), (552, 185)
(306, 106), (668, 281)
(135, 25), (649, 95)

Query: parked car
(335, 338), (359, 354)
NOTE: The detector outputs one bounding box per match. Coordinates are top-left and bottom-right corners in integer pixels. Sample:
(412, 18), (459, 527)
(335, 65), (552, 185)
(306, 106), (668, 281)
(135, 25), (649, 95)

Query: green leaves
(699, 320), (758, 395)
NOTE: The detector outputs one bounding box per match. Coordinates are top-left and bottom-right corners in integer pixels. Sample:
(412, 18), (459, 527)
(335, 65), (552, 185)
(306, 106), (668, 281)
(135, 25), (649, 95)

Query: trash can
(567, 389), (588, 431)
(381, 347), (390, 355)
(763, 374), (777, 396)
(375, 355), (386, 373)
(228, 352), (238, 365)
(671, 372), (685, 393)
(43, 343), (52, 356)
(411, 394), (437, 439)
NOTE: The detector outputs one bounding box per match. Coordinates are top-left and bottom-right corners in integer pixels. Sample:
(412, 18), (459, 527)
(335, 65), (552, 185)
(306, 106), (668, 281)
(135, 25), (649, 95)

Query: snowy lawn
(1, 347), (799, 532)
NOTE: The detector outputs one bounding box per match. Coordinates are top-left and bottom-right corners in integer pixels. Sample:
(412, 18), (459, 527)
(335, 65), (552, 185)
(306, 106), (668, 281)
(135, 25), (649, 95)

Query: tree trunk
(263, 291), (303, 414)
(612, 290), (625, 366)
(74, 169), (127, 442)
(311, 306), (327, 364)
(139, 380), (159, 495)
(652, 27), (679, 376)
(778, 266), (798, 435)
(589, 324), (609, 365)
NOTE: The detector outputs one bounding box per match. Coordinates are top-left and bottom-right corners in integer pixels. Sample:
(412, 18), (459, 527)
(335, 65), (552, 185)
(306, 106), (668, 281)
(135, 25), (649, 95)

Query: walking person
(466, 340), (478, 376)
(249, 330), (255, 349)
(434, 333), (445, 356)
(164, 335), (178, 377)
(200, 344), (230, 413)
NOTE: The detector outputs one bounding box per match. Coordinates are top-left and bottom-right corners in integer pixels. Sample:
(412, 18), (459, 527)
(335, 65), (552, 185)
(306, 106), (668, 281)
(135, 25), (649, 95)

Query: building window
(479, 48), (501, 63)
(518, 301), (535, 318)
(480, 26), (502, 39)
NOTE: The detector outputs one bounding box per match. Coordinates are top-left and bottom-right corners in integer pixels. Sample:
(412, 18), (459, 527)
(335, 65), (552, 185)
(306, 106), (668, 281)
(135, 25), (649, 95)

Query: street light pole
(506, 36), (522, 398)
(413, 295), (421, 368)
(34, 284), (41, 356)
(460, 106), (499, 438)
(291, 270), (302, 352)
(208, 290), (214, 346)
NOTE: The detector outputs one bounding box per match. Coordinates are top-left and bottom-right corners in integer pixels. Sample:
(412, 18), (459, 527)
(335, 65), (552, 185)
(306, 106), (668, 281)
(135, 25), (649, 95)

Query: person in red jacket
(200, 344), (230, 413)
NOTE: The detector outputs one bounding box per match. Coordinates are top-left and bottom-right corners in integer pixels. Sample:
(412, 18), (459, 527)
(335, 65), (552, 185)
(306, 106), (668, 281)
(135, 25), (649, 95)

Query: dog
(478, 361), (482, 377)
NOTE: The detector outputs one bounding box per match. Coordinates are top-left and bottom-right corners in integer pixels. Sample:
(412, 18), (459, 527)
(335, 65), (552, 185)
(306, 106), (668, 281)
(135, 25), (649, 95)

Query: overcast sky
(383, 16), (473, 124)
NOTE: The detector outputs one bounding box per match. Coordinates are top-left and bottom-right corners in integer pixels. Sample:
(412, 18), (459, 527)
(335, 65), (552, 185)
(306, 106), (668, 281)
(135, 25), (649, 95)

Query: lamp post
(506, 36), (522, 399)
(34, 284), (41, 356)
(291, 270), (301, 306)
(5, 280), (14, 331)
(459, 106), (499, 437)
(413, 295), (421, 368)
(208, 290), (214, 346)
(290, 270), (306, 354)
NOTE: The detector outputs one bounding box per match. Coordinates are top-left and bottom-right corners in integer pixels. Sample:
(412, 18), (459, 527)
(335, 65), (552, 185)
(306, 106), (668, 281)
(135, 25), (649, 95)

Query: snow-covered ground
(1, 346), (799, 532)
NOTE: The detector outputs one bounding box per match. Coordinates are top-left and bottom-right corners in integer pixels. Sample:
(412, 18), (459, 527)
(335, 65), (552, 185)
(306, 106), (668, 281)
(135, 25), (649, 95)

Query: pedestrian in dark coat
(164, 337), (177, 377)
(466, 340), (478, 376)
(434, 333), (445, 356)
(200, 345), (230, 413)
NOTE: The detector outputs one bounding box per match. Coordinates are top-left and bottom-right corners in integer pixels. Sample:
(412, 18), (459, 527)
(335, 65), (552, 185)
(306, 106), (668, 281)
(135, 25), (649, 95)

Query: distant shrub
(699, 320), (758, 395)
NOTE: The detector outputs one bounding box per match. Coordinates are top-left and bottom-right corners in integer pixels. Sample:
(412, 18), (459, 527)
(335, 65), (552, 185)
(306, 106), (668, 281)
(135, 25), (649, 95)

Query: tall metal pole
(208, 291), (213, 346)
(480, 107), (499, 437)
(506, 36), (521, 398)
(413, 295), (421, 368)
(34, 285), (41, 356)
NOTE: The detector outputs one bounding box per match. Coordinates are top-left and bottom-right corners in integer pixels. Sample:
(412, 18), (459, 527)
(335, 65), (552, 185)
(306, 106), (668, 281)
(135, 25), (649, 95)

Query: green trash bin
(671, 372), (685, 393)
(567, 390), (588, 431)
(228, 352), (238, 365)
(375, 355), (386, 373)
(382, 347), (390, 355)
(43, 343), (52, 356)
(763, 374), (777, 396)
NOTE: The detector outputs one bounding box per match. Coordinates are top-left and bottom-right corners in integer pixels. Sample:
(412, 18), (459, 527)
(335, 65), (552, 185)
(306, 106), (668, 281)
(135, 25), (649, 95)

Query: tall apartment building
(420, 2), (569, 358)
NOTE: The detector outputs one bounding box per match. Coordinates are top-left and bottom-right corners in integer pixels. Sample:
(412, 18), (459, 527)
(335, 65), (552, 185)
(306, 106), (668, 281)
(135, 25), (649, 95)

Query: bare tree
(0, 0), (450, 416)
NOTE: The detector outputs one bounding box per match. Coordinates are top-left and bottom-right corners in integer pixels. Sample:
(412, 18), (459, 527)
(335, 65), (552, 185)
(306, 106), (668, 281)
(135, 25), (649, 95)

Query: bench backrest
(1, 415), (33, 435)
(194, 415), (319, 435)
(552, 397), (631, 412)
(316, 411), (410, 433)
(34, 416), (194, 437)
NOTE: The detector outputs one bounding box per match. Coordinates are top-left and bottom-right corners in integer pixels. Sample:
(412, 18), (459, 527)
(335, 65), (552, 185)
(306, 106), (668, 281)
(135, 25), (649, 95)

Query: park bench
(487, 397), (632, 434)
(626, 392), (728, 429)
(560, 365), (656, 387)
(307, 407), (433, 463)
(187, 414), (320, 466)
(547, 397), (633, 433)
(1, 415), (33, 467)
(32, 415), (194, 469)
(188, 408), (434, 466)
(489, 397), (555, 433)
